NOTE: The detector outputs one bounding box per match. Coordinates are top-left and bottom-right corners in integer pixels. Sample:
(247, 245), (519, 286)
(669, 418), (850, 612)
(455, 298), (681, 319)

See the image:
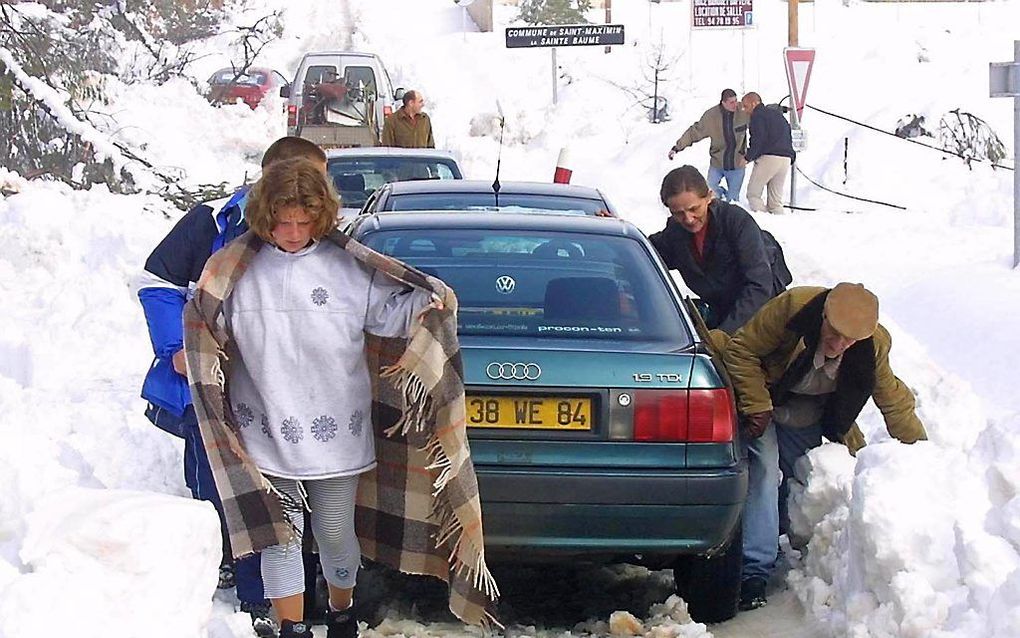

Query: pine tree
(517, 0), (593, 26)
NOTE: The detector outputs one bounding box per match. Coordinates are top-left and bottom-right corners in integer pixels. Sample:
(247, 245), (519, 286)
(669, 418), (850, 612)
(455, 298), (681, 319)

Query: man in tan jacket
(723, 283), (926, 611)
(668, 89), (749, 202)
(381, 90), (434, 149)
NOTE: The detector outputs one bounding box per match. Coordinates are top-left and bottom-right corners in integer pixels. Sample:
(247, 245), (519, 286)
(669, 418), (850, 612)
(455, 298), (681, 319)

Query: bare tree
(605, 38), (683, 124)
(937, 109), (1007, 169)
(219, 11), (283, 84)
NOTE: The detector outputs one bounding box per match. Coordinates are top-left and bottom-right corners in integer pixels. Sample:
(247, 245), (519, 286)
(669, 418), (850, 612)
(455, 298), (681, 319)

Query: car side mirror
(393, 87), (405, 102)
(279, 84), (291, 98)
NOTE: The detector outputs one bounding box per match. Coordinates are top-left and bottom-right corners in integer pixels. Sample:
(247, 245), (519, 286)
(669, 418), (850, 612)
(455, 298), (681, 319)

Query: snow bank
(2, 1), (1019, 637)
(0, 489), (221, 638)
(0, 179), (210, 634)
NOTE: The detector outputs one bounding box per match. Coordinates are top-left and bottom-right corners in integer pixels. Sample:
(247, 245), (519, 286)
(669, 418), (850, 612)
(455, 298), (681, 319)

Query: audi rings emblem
(486, 362), (542, 381)
(495, 275), (516, 294)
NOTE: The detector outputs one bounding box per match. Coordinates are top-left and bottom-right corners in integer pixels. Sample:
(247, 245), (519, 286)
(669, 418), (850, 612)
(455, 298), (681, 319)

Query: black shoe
(240, 601), (276, 638)
(739, 577), (768, 611)
(325, 607), (359, 638)
(217, 563), (236, 589)
(280, 620), (313, 638)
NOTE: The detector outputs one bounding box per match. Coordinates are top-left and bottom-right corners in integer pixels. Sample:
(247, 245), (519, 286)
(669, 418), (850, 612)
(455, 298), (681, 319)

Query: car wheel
(672, 521), (742, 624)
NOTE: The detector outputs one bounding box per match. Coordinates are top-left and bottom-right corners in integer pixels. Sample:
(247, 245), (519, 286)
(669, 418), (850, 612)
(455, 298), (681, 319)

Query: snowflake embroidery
(311, 287), (330, 306)
(281, 417), (303, 444)
(348, 410), (364, 437)
(234, 403), (254, 428)
(312, 415), (338, 442)
(261, 414), (273, 439)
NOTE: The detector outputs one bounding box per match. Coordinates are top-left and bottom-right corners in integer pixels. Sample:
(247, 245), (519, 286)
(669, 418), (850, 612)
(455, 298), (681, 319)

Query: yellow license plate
(466, 396), (592, 430)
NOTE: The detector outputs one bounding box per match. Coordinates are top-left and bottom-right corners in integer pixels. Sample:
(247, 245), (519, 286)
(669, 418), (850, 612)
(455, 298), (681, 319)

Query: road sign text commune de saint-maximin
(506, 24), (625, 49)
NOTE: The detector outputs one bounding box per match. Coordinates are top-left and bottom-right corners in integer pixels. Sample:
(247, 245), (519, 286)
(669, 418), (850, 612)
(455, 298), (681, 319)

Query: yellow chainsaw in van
(280, 51), (401, 149)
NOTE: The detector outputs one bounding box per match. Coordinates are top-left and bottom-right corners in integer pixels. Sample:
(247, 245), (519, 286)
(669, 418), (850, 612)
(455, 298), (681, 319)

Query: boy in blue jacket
(138, 137), (328, 634)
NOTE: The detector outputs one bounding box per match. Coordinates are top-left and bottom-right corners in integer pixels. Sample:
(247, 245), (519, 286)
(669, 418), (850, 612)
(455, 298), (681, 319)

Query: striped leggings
(262, 474), (361, 599)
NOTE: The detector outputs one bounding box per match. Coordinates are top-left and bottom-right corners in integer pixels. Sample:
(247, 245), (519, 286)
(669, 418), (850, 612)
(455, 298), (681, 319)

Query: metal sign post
(454, 0), (475, 42)
(505, 24), (626, 107)
(785, 47), (815, 208)
(551, 47), (558, 105)
(990, 41), (1020, 268)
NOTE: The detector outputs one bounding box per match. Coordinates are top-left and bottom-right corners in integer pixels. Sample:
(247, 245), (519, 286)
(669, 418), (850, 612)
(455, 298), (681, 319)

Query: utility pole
(788, 0), (799, 47)
(788, 0), (800, 207)
(605, 0), (612, 53)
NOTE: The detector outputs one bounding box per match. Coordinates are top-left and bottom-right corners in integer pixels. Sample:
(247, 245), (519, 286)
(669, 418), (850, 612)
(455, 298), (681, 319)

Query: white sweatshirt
(225, 240), (431, 479)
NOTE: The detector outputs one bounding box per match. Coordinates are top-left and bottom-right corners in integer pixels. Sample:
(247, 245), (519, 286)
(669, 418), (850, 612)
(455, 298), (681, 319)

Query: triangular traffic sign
(784, 47), (816, 123)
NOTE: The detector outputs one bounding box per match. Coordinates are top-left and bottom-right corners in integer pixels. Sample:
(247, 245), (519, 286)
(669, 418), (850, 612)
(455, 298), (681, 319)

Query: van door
(342, 64), (380, 132)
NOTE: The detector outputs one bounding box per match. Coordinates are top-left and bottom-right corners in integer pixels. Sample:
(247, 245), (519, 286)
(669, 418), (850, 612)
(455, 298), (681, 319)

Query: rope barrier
(805, 104), (1015, 172)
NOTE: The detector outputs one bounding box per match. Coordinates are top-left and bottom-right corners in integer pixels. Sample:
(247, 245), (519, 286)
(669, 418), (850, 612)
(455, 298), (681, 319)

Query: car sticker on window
(537, 326), (626, 333)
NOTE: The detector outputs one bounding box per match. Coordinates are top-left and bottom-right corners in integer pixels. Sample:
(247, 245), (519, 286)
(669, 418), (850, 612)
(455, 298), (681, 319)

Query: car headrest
(396, 164), (431, 180)
(335, 173), (366, 192)
(544, 277), (622, 322)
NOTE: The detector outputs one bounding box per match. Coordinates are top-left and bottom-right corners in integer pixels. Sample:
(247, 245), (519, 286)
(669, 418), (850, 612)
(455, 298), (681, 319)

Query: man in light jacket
(668, 89), (749, 202)
(723, 283), (927, 612)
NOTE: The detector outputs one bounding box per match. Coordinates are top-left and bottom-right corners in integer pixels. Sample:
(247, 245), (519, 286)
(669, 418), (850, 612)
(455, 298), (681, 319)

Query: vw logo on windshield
(495, 275), (516, 294)
(486, 362), (541, 381)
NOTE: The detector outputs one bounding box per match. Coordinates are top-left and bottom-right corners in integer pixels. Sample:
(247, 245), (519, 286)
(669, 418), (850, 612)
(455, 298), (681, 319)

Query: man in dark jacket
(649, 166), (791, 334)
(742, 92), (796, 215)
(137, 136), (328, 635)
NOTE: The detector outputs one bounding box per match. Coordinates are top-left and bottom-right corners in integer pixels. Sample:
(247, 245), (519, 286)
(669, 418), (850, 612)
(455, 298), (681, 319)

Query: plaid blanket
(183, 229), (498, 625)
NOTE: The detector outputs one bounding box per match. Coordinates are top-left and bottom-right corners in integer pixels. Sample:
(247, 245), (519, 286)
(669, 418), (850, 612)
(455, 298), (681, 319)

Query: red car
(206, 67), (289, 109)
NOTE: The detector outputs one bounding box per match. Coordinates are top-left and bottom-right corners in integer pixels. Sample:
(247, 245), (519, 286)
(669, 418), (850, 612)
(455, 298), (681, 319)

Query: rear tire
(672, 522), (742, 624)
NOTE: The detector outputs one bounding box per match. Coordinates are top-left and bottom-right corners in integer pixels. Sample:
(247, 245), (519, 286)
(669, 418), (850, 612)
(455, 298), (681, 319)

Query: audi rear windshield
(361, 229), (689, 344)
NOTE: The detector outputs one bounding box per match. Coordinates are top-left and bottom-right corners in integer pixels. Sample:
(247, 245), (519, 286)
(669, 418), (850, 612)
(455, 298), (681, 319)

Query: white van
(281, 51), (401, 147)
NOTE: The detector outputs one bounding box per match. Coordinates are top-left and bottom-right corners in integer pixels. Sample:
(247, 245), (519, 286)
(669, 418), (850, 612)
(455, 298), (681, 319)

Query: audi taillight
(287, 104), (297, 127)
(633, 389), (735, 443)
(383, 105), (393, 117)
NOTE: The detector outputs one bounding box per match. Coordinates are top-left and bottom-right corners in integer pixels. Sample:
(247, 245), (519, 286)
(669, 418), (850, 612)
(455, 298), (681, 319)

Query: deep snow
(1, 1), (1019, 637)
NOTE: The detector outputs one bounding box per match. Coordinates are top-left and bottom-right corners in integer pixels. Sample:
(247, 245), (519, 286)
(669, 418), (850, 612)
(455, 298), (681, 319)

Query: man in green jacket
(668, 89), (749, 202)
(381, 90), (435, 149)
(723, 283), (927, 611)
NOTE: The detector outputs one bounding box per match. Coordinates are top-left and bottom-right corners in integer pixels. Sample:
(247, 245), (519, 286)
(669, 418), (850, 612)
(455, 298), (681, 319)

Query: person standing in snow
(722, 283), (927, 611)
(380, 90), (434, 148)
(648, 166), (792, 334)
(668, 89), (749, 202)
(741, 92), (796, 215)
(187, 157), (462, 638)
(137, 136), (329, 636)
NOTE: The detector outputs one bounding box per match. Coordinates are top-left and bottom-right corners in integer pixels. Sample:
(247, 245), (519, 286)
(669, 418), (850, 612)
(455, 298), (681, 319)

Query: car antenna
(492, 100), (505, 207)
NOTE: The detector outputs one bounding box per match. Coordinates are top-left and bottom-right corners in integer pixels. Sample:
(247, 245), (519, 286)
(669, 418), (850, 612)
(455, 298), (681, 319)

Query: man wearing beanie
(722, 284), (927, 612)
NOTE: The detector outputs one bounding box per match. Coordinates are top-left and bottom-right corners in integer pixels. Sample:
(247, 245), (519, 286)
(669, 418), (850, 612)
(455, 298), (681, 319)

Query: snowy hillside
(1, 1), (1019, 637)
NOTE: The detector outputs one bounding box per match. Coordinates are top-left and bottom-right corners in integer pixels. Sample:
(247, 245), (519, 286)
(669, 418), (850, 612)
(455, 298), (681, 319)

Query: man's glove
(742, 410), (772, 439)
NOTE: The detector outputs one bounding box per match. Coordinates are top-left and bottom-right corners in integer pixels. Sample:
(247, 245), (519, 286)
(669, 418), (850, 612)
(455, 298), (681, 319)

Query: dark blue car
(349, 210), (747, 623)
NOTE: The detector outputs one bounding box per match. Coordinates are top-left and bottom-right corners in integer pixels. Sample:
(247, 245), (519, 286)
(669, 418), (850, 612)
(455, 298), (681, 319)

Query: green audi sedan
(349, 210), (748, 623)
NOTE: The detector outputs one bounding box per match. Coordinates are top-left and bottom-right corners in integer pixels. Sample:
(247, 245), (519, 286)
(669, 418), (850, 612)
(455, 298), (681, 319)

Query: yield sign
(784, 47), (816, 123)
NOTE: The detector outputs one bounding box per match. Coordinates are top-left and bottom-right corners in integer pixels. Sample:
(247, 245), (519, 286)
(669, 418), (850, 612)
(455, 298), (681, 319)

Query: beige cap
(824, 283), (879, 340)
